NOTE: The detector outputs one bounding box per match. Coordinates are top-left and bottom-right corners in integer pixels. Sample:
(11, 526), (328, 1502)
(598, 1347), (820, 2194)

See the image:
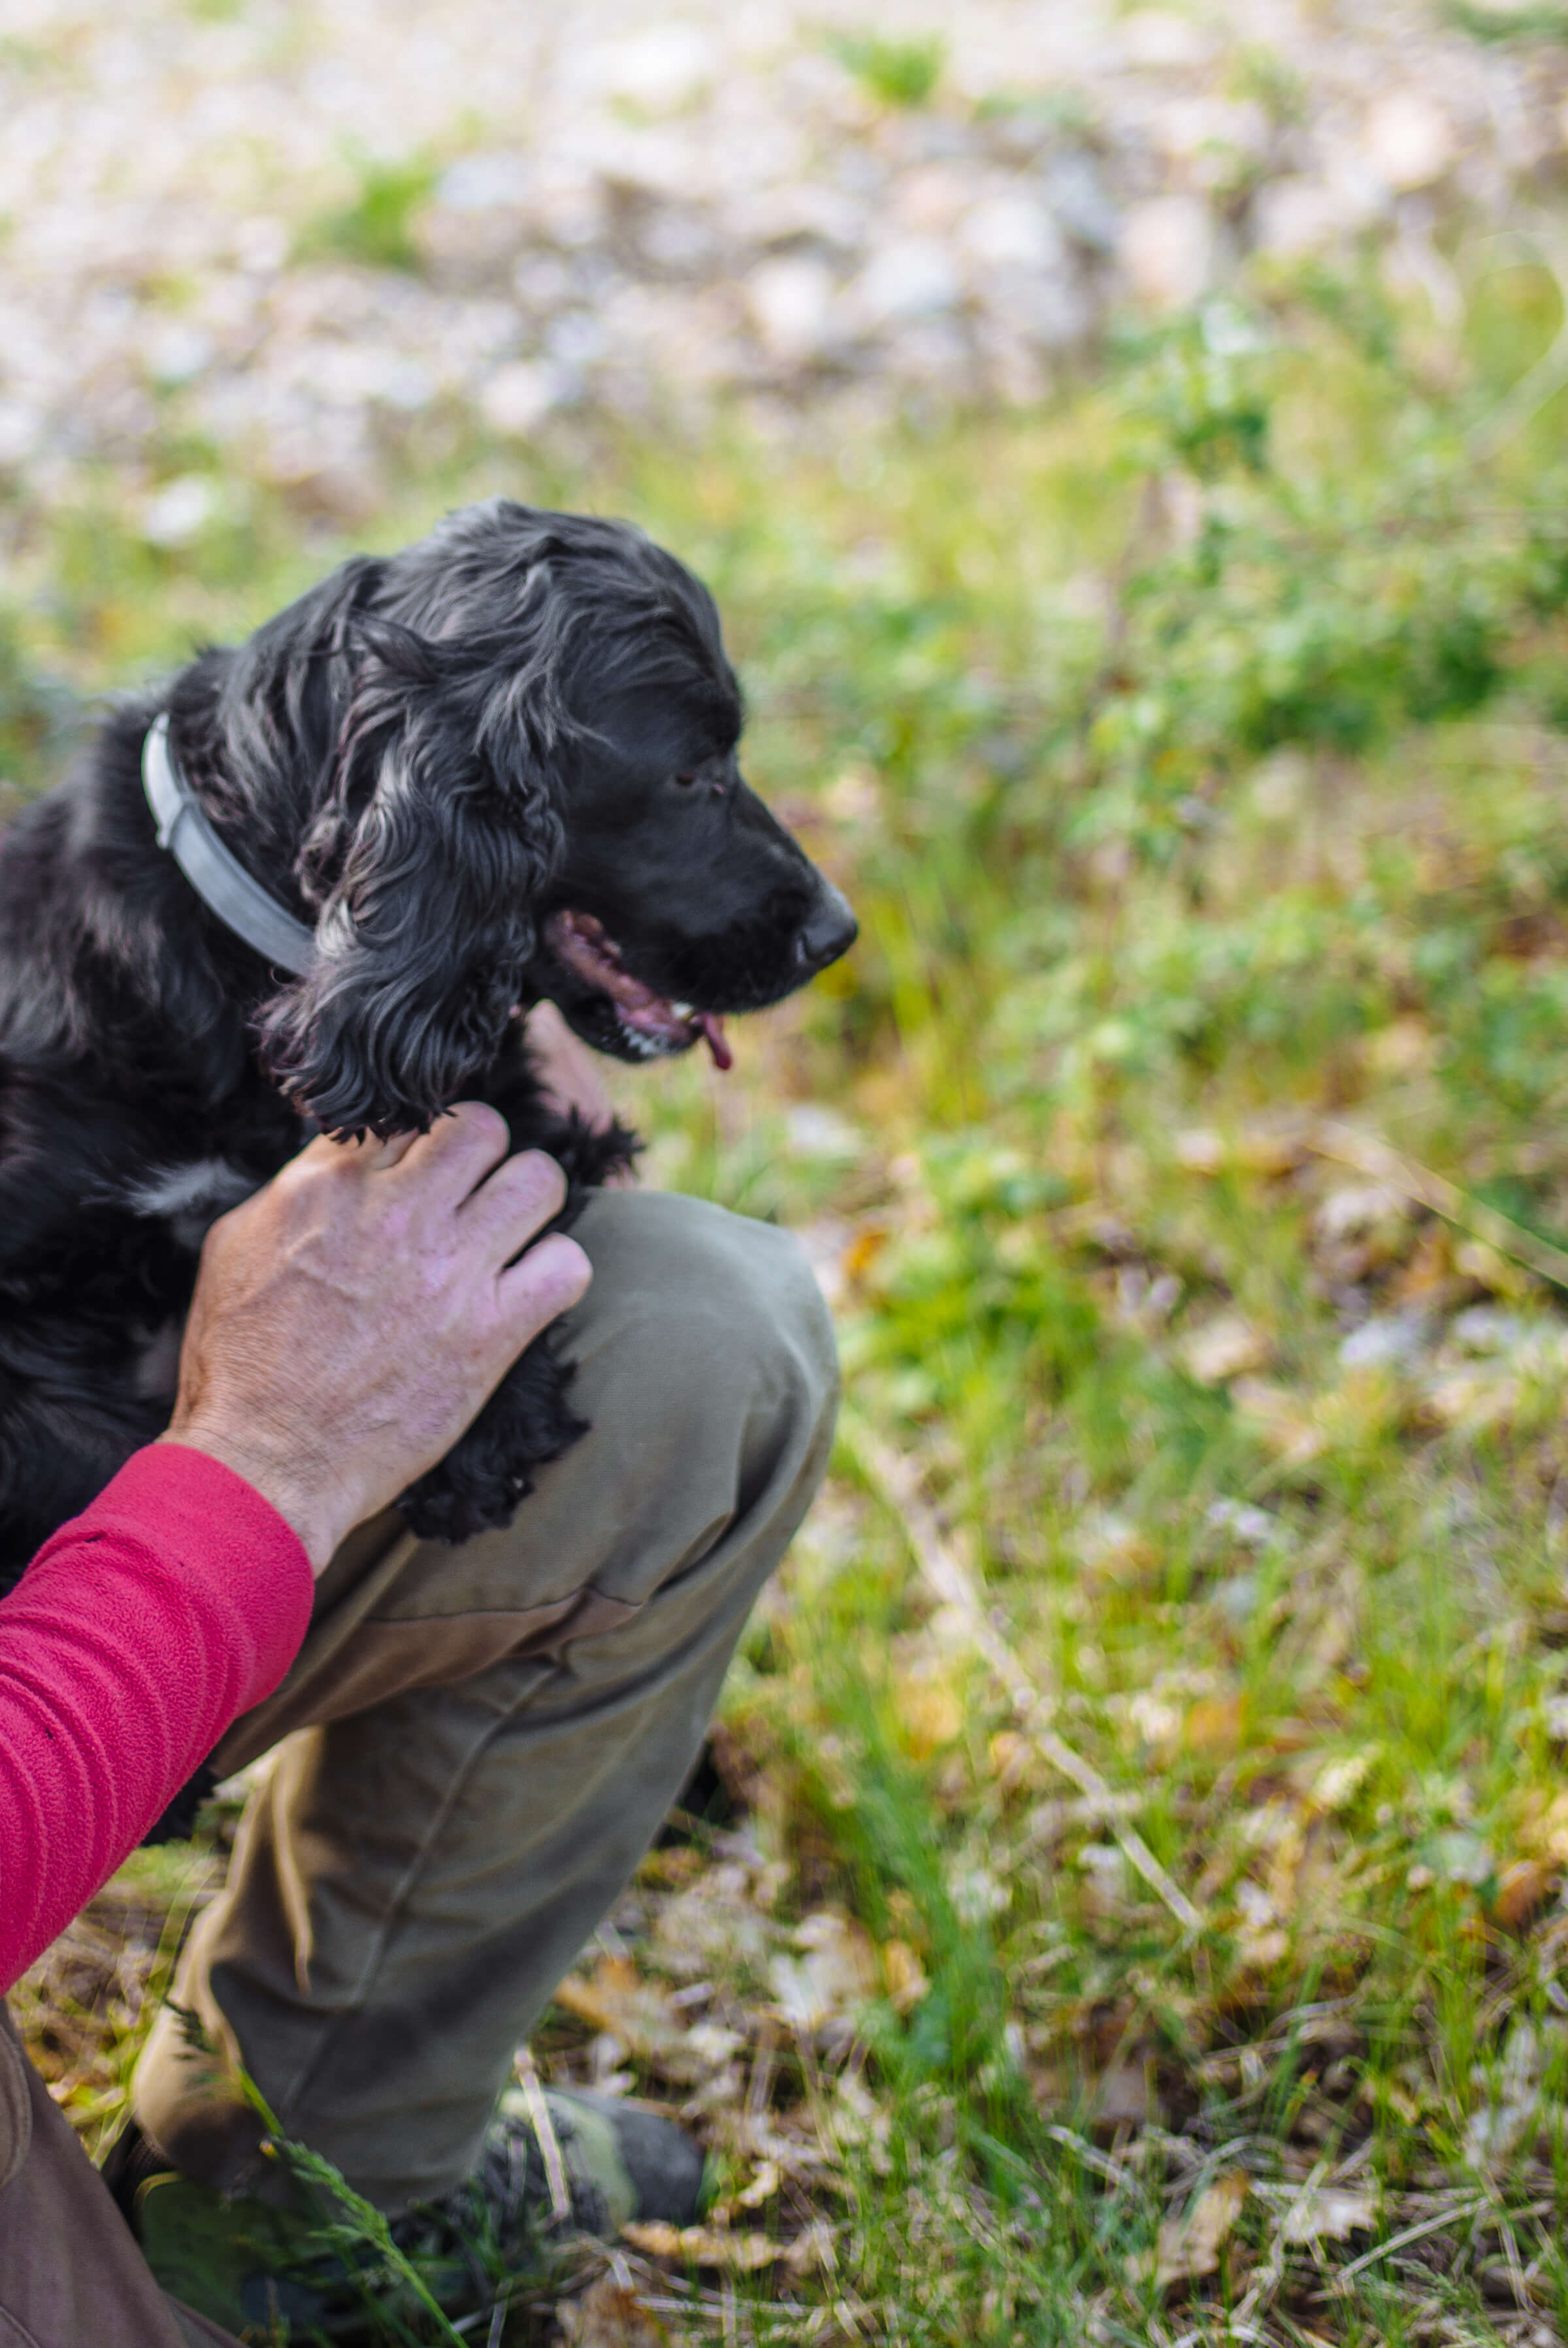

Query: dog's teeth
(671, 1000), (694, 1019)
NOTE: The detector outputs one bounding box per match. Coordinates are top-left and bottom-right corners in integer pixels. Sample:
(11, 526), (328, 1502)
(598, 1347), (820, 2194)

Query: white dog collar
(142, 713), (318, 976)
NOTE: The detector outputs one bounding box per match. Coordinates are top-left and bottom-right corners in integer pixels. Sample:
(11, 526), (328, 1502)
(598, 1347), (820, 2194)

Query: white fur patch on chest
(125, 1156), (259, 1247)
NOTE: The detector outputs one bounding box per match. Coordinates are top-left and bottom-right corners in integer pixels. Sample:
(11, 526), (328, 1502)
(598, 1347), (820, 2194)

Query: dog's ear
(253, 620), (567, 1137)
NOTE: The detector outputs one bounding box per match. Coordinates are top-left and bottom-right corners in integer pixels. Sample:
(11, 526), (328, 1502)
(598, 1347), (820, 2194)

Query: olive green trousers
(0, 1188), (838, 2345)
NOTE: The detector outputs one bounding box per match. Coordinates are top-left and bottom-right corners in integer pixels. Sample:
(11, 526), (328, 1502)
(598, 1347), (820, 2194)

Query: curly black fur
(0, 500), (855, 1608)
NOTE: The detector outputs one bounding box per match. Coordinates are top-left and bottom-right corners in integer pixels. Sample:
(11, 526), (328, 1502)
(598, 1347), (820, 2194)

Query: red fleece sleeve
(0, 1444), (313, 1991)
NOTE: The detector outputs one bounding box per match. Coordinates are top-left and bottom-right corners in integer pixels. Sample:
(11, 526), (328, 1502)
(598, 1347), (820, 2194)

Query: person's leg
(0, 2003), (238, 2348)
(133, 1189), (837, 2213)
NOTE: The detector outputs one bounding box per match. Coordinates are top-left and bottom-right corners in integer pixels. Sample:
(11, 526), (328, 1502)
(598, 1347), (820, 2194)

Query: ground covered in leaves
(17, 254), (1568, 2343)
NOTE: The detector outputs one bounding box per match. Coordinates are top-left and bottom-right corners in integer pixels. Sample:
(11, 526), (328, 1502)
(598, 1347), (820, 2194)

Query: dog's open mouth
(544, 910), (733, 1070)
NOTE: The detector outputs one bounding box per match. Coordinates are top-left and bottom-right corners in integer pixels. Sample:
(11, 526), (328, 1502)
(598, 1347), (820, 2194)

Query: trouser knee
(544, 1187), (841, 1619)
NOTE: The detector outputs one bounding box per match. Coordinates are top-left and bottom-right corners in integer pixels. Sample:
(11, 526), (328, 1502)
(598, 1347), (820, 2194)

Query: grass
(297, 147), (442, 274)
(1441, 1), (1568, 44)
(14, 252), (1568, 2340)
(823, 28), (946, 110)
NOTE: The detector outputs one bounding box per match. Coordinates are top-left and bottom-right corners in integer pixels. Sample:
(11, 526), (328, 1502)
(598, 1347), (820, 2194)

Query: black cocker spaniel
(0, 499), (856, 1591)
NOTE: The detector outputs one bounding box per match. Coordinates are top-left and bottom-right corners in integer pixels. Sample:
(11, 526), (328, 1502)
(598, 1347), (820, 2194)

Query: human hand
(162, 1104), (591, 1572)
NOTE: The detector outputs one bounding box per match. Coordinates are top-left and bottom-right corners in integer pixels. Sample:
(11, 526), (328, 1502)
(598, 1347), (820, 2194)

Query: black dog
(0, 499), (856, 1593)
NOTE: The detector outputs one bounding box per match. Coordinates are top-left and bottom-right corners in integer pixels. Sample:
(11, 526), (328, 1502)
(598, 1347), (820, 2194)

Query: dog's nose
(795, 883), (858, 973)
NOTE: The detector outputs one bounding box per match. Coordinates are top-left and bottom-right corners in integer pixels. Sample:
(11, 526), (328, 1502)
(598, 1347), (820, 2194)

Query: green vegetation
(825, 27), (946, 109)
(298, 146), (440, 273)
(17, 252), (1568, 2339)
(1442, 0), (1568, 44)
(0, 610), (73, 807)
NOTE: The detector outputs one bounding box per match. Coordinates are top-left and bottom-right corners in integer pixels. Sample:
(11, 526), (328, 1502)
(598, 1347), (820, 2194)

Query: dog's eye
(672, 770), (700, 787)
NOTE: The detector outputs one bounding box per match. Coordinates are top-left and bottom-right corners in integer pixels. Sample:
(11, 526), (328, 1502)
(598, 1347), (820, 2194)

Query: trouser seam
(270, 1657), (558, 2128)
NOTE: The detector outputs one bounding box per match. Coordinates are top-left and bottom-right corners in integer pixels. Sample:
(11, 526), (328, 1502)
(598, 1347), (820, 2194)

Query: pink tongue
(696, 1012), (732, 1072)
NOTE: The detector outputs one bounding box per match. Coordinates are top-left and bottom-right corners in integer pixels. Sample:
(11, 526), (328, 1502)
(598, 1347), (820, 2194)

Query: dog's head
(209, 501), (855, 1137)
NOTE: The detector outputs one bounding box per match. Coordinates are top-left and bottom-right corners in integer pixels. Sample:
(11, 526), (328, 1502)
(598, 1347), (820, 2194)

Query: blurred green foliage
(1443, 0), (1568, 41)
(0, 612), (75, 793)
(825, 26), (946, 108)
(299, 146), (439, 272)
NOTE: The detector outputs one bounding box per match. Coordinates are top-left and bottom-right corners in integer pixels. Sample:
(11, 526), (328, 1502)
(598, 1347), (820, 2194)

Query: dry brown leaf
(881, 1937), (929, 2013)
(769, 1910), (880, 2032)
(1492, 1857), (1560, 1932)
(1233, 1879), (1290, 1970)
(553, 1959), (684, 2062)
(1088, 2056), (1165, 2130)
(986, 1729), (1032, 1789)
(1237, 1925), (1289, 1972)
(784, 2218), (836, 2274)
(621, 2221), (782, 2270)
(1279, 2185), (1376, 2245)
(1425, 1368), (1519, 1432)
(1455, 1237), (1536, 1300)
(1315, 1367), (1407, 1454)
(1173, 1127), (1301, 1177)
(1362, 1017), (1435, 1077)
(1153, 2168), (1249, 2291)
(651, 1864), (776, 1979)
(1125, 1691), (1183, 1751)
(841, 1224), (890, 1285)
(556, 2276), (672, 2346)
(1075, 1512), (1160, 1585)
(1230, 1378), (1328, 1465)
(1234, 1129), (1306, 1177)
(1181, 1314), (1270, 1386)
(1182, 1696), (1247, 1756)
(1312, 1181), (1411, 1260)
(1308, 1751), (1373, 1815)
(735, 2158), (781, 2209)
(1175, 1129), (1226, 1174)
(1390, 1225), (1455, 1301)
(830, 2066), (894, 2174)
(1514, 1786), (1568, 1860)
(896, 1676), (964, 1757)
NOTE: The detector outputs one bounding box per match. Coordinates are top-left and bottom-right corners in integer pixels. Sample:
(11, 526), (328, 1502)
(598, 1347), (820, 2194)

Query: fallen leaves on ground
(1490, 1857), (1560, 1933)
(555, 2276), (672, 2346)
(553, 1959), (692, 2067)
(768, 1910), (880, 2034)
(1148, 2168), (1250, 2293)
(1181, 1312), (1271, 1385)
(619, 2221), (809, 2273)
(1279, 2183), (1377, 2246)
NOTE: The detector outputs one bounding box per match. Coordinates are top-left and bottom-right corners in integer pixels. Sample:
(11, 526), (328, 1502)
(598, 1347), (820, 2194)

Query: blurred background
(0, 0), (1563, 512)
(14, 4), (1568, 2343)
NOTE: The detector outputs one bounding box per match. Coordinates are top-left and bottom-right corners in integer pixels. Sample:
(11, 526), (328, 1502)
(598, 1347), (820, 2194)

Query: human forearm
(0, 1446), (313, 1991)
